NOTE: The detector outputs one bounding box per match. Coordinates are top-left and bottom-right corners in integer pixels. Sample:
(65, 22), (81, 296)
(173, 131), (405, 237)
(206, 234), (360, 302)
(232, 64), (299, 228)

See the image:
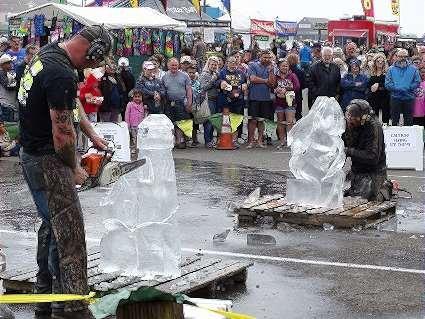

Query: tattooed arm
(50, 109), (77, 169)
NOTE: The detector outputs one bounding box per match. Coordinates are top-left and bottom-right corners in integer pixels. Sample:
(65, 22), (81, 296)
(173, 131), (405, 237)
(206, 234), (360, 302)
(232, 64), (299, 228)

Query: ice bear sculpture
(286, 96), (346, 208)
(100, 114), (181, 279)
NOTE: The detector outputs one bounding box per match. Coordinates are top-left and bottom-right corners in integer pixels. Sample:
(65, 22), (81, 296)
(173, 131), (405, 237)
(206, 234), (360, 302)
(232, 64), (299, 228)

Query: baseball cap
(118, 57), (129, 67)
(180, 56), (192, 64)
(0, 54), (13, 65)
(0, 37), (8, 45)
(143, 61), (155, 70)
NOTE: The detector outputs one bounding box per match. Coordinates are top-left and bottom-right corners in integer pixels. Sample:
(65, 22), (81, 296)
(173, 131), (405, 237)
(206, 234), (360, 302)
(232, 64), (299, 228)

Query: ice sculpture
(286, 96), (346, 208)
(100, 114), (181, 279)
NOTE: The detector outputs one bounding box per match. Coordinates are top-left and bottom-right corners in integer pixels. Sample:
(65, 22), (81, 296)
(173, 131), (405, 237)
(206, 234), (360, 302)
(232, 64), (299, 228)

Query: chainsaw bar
(78, 158), (146, 192)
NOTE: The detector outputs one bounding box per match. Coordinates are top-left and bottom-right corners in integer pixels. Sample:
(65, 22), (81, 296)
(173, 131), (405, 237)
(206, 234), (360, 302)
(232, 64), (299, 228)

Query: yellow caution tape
(0, 292), (97, 304)
(203, 307), (256, 319)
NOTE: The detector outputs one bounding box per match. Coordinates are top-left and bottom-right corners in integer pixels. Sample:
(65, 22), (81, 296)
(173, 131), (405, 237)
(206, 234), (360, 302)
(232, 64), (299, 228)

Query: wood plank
(362, 214), (396, 229)
(353, 201), (396, 219)
(325, 197), (369, 215)
(273, 204), (296, 213)
(251, 198), (287, 212)
(89, 255), (202, 290)
(12, 252), (102, 283)
(2, 279), (34, 293)
(240, 195), (282, 209)
(95, 257), (219, 293)
(154, 260), (252, 294)
(339, 202), (377, 216)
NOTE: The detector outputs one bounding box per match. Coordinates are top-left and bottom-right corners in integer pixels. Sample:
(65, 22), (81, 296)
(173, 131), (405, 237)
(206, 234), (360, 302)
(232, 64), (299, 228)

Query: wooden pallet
(0, 250), (253, 298)
(236, 195), (397, 229)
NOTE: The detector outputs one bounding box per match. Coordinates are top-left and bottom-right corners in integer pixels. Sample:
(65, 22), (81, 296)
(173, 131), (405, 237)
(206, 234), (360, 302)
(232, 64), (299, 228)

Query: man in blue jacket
(299, 41), (312, 73)
(385, 49), (421, 126)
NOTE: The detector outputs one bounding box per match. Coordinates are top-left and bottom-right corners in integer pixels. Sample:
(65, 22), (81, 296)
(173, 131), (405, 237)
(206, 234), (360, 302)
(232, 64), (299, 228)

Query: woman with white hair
(367, 53), (390, 124)
(199, 56), (220, 148)
(135, 60), (166, 114)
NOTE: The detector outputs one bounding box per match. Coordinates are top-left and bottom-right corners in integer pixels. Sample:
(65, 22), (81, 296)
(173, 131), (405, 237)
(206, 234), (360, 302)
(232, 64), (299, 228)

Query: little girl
(125, 88), (146, 149)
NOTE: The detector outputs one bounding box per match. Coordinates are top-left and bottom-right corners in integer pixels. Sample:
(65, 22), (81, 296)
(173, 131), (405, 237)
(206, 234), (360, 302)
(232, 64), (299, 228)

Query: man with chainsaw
(343, 99), (392, 202)
(18, 26), (111, 319)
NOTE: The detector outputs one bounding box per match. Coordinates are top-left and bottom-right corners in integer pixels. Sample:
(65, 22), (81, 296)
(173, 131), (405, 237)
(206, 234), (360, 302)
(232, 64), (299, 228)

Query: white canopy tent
(8, 3), (187, 30)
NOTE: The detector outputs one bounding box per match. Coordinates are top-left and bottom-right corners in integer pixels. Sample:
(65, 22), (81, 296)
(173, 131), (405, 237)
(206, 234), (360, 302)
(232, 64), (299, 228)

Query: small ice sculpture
(100, 114), (181, 279)
(286, 96), (346, 208)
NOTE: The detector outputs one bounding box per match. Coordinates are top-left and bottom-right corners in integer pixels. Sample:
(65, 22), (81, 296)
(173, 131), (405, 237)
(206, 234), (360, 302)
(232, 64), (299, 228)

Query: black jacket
(309, 61), (341, 102)
(343, 117), (386, 174)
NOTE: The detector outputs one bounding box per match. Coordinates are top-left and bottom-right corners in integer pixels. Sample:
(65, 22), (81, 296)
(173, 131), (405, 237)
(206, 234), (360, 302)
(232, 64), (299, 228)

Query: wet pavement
(0, 154), (424, 319)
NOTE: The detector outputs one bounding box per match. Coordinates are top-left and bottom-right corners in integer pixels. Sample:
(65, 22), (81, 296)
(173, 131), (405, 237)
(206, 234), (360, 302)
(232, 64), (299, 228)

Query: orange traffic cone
(217, 108), (237, 150)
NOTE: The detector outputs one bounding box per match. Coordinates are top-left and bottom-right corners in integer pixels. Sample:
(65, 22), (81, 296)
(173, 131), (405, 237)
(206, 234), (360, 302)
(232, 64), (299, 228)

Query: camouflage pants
(21, 152), (89, 313)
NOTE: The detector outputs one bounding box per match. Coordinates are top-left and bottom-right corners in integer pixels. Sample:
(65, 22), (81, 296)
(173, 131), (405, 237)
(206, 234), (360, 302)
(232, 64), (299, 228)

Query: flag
(192, 0), (201, 16)
(129, 0), (138, 7)
(176, 119), (193, 138)
(391, 0), (400, 16)
(361, 0), (374, 18)
(221, 0), (231, 14)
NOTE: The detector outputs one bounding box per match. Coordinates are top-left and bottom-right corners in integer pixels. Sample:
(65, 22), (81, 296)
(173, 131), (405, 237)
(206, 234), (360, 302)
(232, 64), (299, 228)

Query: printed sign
(383, 126), (424, 171)
(203, 28), (215, 43)
(90, 122), (131, 162)
(250, 19), (275, 36)
(384, 131), (417, 152)
(276, 21), (297, 36)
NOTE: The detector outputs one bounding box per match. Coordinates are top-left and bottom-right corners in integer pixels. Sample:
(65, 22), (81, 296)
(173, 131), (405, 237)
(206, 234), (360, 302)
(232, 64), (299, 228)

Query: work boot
(51, 309), (94, 319)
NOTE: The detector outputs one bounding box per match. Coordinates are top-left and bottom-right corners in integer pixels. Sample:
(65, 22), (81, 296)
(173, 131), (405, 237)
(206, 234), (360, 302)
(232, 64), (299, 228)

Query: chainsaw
(77, 147), (145, 192)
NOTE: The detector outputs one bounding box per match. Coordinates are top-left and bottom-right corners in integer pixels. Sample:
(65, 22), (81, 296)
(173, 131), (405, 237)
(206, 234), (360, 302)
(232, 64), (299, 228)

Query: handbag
(193, 95), (211, 124)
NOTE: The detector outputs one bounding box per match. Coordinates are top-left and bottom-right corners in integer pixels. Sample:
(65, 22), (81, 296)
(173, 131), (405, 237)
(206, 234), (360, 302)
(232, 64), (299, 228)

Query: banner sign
(250, 19), (275, 36)
(391, 0), (400, 16)
(221, 0), (231, 14)
(361, 0), (375, 18)
(313, 22), (328, 30)
(275, 21), (297, 36)
(254, 35), (269, 41)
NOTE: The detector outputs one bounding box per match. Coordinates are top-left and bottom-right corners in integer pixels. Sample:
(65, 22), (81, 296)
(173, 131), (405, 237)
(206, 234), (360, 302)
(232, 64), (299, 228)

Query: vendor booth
(8, 3), (187, 76)
(328, 18), (398, 47)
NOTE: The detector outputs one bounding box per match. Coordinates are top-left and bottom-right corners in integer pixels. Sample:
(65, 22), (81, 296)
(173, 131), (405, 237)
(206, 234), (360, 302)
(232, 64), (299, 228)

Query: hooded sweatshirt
(385, 62), (421, 101)
(79, 74), (102, 114)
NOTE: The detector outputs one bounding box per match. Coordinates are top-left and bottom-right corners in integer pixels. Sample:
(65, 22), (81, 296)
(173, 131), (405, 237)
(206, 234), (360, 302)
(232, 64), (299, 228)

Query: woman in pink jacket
(125, 88), (146, 148)
(413, 67), (425, 127)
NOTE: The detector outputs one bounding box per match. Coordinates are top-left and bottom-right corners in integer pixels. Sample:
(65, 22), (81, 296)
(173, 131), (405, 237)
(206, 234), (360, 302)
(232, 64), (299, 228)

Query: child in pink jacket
(125, 88), (146, 148)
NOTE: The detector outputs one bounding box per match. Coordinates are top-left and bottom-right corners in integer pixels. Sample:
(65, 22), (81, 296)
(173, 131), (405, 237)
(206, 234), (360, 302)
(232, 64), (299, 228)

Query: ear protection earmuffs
(84, 26), (110, 61)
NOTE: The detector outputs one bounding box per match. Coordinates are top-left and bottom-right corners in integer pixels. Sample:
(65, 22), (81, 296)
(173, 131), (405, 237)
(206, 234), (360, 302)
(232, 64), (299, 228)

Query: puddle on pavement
(0, 158), (423, 234)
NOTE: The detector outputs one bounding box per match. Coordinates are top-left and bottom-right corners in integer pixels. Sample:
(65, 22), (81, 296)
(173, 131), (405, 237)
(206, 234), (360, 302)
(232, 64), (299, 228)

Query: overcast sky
(211, 0), (424, 36)
(63, 0), (424, 36)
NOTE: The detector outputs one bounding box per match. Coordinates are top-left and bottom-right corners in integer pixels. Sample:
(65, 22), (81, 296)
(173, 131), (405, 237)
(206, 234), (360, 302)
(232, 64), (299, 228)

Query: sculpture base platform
(235, 195), (396, 229)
